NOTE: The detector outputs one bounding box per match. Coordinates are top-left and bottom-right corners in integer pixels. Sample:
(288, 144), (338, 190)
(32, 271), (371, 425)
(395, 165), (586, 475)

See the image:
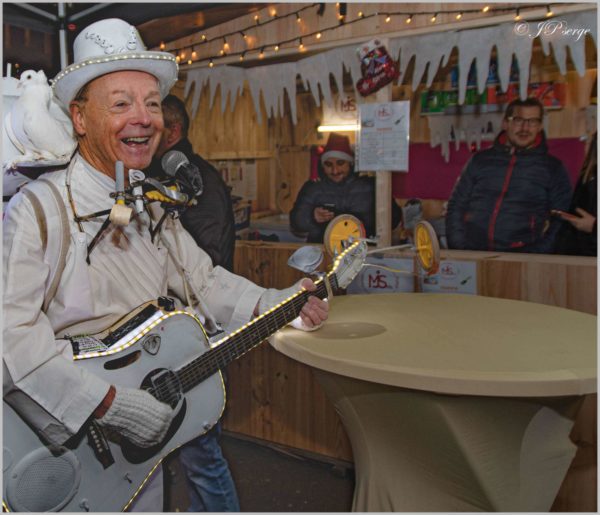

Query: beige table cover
(271, 293), (597, 511)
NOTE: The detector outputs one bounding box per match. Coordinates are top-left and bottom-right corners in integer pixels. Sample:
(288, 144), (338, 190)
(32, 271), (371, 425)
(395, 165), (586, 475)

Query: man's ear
(70, 102), (86, 136)
(166, 122), (183, 147)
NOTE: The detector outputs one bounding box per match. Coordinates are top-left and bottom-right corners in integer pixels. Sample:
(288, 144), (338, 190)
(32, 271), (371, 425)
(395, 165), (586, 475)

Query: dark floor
(164, 433), (355, 512)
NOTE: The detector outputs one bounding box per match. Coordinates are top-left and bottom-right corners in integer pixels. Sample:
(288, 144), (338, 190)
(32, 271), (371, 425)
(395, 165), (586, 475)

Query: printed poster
(419, 260), (477, 295)
(347, 257), (414, 294)
(357, 101), (410, 172)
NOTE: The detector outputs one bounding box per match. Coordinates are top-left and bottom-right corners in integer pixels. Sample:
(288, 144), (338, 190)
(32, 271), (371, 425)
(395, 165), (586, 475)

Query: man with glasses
(446, 98), (572, 253)
(290, 132), (401, 243)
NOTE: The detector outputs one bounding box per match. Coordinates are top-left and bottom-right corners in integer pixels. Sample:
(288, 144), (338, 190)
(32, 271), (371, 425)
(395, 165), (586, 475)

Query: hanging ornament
(355, 39), (400, 97)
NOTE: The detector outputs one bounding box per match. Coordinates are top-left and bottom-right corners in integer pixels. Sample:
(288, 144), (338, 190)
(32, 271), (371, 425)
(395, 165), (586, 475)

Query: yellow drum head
(414, 220), (440, 274)
(324, 214), (366, 256)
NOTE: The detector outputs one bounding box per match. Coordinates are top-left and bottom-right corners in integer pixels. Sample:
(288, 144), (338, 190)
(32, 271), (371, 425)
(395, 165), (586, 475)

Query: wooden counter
(226, 241), (596, 511)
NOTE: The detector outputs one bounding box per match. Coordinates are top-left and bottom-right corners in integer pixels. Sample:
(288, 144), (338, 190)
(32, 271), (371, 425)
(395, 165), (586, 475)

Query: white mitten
(96, 387), (175, 448)
(258, 280), (324, 332)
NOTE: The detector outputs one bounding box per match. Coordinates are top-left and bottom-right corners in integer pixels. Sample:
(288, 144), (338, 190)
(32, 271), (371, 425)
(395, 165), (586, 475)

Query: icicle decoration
(390, 32), (457, 91)
(428, 113), (504, 162)
(537, 10), (597, 77)
(183, 8), (597, 154)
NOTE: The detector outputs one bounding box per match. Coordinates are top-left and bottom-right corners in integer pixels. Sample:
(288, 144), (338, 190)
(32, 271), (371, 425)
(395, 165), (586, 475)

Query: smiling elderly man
(446, 97), (572, 253)
(3, 18), (328, 512)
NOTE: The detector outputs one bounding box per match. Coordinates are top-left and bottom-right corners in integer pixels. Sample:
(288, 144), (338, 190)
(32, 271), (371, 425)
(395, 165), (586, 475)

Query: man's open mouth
(122, 137), (151, 146)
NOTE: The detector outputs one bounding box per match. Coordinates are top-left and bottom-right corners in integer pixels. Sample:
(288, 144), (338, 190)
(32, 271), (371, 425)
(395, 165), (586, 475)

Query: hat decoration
(52, 18), (178, 108)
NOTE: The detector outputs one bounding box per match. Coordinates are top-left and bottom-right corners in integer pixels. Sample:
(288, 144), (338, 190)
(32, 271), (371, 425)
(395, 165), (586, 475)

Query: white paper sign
(347, 257), (414, 294)
(419, 260), (477, 295)
(357, 101), (410, 172)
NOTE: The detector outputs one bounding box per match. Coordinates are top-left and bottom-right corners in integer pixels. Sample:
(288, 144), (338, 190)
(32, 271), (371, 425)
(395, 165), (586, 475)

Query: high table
(271, 293), (597, 512)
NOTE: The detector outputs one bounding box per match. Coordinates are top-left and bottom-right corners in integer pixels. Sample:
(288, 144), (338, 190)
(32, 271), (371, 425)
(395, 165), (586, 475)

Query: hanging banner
(356, 101), (410, 172)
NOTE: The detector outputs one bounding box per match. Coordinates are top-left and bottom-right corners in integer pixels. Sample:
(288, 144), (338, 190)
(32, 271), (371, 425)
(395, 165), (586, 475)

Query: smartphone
(552, 209), (579, 221)
(321, 203), (336, 212)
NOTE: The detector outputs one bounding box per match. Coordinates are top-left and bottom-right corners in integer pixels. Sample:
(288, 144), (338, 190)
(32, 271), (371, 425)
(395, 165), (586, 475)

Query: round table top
(271, 293), (597, 397)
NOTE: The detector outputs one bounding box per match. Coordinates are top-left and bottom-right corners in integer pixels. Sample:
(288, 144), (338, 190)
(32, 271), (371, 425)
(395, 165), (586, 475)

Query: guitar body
(3, 240), (368, 512)
(3, 311), (225, 512)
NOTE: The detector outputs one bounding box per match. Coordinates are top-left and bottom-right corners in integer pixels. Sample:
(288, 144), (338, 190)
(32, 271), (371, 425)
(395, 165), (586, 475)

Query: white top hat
(52, 18), (178, 108)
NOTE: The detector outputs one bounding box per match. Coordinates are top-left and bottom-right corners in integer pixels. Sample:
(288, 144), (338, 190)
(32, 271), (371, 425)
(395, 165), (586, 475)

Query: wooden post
(371, 38), (393, 248)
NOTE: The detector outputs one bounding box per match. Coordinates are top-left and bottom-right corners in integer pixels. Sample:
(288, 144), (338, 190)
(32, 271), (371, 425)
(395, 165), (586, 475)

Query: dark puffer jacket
(446, 131), (572, 253)
(147, 138), (236, 271)
(290, 172), (401, 243)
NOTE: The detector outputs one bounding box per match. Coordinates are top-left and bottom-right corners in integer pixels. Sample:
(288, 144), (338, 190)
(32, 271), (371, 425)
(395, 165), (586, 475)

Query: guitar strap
(5, 179), (73, 447)
(21, 178), (71, 311)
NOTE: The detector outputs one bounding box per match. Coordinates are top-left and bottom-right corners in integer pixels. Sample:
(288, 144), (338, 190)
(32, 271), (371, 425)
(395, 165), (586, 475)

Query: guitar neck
(176, 273), (338, 392)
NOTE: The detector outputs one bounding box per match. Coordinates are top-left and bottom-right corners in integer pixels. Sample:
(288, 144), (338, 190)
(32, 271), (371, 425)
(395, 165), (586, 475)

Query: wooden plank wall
(228, 242), (597, 511)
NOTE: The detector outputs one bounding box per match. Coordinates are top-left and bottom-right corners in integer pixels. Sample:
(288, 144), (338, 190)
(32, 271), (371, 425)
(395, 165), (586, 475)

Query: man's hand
(257, 279), (329, 331)
(297, 278), (329, 329)
(95, 386), (175, 448)
(314, 206), (335, 224)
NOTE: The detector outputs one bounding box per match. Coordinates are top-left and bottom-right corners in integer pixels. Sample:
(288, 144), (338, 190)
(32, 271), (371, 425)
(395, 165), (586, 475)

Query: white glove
(96, 387), (175, 448)
(258, 280), (324, 332)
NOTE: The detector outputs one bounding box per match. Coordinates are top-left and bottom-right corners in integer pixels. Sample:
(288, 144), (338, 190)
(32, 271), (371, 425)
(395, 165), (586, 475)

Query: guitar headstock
(329, 240), (368, 289)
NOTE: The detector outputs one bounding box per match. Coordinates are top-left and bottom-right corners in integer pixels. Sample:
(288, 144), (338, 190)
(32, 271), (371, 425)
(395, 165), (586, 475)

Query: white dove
(6, 69), (76, 166)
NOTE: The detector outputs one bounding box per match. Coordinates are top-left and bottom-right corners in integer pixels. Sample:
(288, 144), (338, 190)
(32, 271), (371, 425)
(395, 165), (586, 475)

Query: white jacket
(3, 154), (265, 442)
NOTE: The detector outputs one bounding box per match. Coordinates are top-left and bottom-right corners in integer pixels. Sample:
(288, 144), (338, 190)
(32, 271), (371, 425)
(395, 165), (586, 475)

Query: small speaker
(5, 447), (81, 512)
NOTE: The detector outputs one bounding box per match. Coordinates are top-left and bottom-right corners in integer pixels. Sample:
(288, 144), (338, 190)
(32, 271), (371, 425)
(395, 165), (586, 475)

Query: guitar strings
(150, 288), (319, 400)
(149, 279), (334, 401)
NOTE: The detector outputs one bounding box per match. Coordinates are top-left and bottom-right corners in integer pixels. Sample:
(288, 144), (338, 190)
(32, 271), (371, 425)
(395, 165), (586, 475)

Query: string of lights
(165, 3), (561, 67)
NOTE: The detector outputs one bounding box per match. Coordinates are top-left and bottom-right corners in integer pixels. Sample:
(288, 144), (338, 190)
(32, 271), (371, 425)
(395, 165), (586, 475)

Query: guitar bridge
(86, 421), (115, 469)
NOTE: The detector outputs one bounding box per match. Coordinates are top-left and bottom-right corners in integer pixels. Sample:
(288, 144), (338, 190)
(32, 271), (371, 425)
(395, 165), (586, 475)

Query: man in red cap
(290, 132), (401, 242)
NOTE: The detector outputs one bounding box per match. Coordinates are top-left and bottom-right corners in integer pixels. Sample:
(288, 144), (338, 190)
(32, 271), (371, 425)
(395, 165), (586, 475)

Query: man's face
(502, 105), (543, 149)
(71, 71), (164, 178)
(322, 159), (352, 183)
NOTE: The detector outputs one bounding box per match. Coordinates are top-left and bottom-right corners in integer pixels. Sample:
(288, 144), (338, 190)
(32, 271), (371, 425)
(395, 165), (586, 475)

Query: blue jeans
(178, 422), (240, 512)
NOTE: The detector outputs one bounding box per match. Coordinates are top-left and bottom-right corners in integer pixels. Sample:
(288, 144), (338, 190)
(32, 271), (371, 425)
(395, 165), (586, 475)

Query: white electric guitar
(3, 240), (367, 512)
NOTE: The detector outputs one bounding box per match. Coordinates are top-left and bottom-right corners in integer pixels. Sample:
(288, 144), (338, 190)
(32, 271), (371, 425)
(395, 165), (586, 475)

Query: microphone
(161, 150), (204, 197)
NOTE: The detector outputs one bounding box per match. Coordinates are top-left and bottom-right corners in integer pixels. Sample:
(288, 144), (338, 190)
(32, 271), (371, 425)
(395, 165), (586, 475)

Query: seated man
(3, 18), (328, 512)
(446, 98), (572, 253)
(290, 133), (401, 243)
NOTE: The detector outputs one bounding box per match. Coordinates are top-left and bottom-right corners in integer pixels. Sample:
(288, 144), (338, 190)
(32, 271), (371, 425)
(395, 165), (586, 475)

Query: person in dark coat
(146, 94), (239, 511)
(148, 95), (236, 271)
(446, 98), (572, 253)
(554, 131), (597, 256)
(290, 133), (401, 242)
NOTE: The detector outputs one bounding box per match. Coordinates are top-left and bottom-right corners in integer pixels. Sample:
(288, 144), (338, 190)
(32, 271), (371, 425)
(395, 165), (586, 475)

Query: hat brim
(52, 51), (178, 107)
(321, 150), (354, 164)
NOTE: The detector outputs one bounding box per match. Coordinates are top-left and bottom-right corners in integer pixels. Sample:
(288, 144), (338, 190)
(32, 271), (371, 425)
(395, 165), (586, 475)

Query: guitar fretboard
(175, 274), (337, 393)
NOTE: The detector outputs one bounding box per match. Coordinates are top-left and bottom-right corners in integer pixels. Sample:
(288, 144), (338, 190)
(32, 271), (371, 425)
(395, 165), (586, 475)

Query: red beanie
(321, 133), (354, 165)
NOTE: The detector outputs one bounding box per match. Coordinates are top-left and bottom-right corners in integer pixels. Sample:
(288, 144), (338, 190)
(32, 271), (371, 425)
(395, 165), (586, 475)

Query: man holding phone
(290, 133), (401, 242)
(446, 98), (572, 253)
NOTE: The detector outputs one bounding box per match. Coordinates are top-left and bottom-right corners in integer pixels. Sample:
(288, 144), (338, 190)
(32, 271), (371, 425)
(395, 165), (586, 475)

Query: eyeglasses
(507, 116), (542, 127)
